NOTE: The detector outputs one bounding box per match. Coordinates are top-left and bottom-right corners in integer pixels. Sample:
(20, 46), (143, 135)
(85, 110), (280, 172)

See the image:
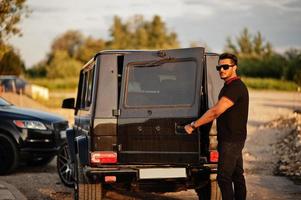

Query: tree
(224, 28), (272, 58)
(238, 54), (286, 79)
(224, 37), (238, 55)
(253, 32), (263, 55)
(26, 61), (47, 78)
(284, 49), (301, 85)
(0, 0), (29, 59)
(0, 0), (28, 40)
(237, 28), (253, 56)
(29, 15), (180, 78)
(108, 16), (130, 49)
(51, 30), (84, 58)
(108, 15), (179, 50)
(0, 47), (25, 75)
(27, 30), (89, 78)
(76, 37), (105, 63)
(148, 15), (179, 49)
(129, 15), (149, 49)
(223, 28), (289, 79)
(46, 50), (82, 78)
(0, 42), (10, 60)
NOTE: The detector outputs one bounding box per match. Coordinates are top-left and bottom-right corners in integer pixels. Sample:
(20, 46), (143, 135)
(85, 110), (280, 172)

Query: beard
(219, 73), (228, 80)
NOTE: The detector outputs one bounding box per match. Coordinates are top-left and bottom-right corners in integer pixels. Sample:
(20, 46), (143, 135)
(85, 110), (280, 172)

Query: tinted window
(79, 67), (95, 109)
(125, 60), (197, 107)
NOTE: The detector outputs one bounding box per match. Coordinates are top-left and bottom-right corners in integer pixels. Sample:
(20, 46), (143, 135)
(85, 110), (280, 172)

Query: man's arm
(185, 96), (234, 134)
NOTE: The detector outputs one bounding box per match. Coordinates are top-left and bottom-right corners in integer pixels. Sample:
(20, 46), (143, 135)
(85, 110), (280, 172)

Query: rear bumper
(82, 164), (214, 187)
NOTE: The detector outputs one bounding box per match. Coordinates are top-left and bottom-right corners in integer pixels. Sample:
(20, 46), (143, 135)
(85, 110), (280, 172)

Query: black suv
(62, 47), (223, 200)
(0, 97), (68, 174)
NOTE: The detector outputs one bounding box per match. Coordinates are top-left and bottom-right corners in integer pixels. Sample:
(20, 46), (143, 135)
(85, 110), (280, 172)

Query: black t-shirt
(217, 79), (249, 142)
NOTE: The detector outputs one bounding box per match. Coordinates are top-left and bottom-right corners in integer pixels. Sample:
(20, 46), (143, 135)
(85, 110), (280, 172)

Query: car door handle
(175, 123), (186, 135)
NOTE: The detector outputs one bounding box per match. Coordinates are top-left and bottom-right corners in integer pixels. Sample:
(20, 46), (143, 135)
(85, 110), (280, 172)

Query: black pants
(217, 142), (246, 200)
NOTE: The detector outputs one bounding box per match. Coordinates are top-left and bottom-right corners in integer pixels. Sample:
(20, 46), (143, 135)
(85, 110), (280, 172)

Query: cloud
(254, 0), (301, 12)
(183, 0), (301, 12)
(9, 0), (301, 67)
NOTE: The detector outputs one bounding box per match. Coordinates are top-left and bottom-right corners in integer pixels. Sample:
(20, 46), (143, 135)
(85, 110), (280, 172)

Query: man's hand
(184, 96), (234, 135)
(184, 124), (194, 134)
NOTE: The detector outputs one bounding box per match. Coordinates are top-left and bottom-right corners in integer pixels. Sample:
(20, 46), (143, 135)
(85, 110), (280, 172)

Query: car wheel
(196, 177), (221, 200)
(0, 134), (19, 174)
(57, 143), (74, 187)
(27, 155), (55, 166)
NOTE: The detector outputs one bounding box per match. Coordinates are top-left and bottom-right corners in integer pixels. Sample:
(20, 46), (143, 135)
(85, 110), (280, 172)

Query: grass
(27, 77), (79, 91)
(242, 77), (300, 91)
(26, 77), (77, 108)
(27, 77), (300, 92)
(26, 76), (300, 108)
(35, 92), (76, 108)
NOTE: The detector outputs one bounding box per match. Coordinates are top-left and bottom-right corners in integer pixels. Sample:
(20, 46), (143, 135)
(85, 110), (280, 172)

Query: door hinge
(112, 109), (121, 116)
(113, 144), (122, 152)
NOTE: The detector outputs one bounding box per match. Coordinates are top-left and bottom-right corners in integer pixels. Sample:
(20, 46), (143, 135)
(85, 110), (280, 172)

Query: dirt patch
(270, 114), (301, 179)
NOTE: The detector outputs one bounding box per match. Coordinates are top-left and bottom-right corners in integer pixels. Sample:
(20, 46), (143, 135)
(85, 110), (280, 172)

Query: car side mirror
(62, 98), (75, 109)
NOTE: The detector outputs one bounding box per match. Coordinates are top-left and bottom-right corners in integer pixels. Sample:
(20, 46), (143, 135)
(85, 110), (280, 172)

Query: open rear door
(118, 48), (205, 164)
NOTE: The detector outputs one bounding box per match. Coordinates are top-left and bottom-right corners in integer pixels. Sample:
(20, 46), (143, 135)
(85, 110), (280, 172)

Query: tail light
(105, 176), (116, 183)
(210, 150), (219, 163)
(91, 151), (117, 164)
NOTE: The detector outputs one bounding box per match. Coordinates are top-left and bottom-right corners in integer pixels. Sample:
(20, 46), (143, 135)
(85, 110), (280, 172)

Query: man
(185, 53), (249, 200)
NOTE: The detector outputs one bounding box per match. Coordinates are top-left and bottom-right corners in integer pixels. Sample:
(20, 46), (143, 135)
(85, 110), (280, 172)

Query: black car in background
(0, 97), (68, 174)
(0, 75), (27, 94)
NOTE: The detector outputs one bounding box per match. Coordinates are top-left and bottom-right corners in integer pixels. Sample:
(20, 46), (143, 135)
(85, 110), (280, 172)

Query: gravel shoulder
(244, 90), (301, 200)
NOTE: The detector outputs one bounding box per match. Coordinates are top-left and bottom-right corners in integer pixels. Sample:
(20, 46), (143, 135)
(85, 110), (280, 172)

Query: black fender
(0, 121), (22, 145)
(66, 128), (89, 165)
(76, 135), (89, 165)
(66, 128), (76, 162)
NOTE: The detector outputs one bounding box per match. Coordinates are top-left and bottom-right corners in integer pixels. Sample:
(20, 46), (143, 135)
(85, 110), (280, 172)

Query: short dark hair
(219, 53), (238, 65)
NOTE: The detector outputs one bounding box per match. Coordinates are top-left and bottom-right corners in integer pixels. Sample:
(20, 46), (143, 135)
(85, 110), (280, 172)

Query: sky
(9, 0), (301, 67)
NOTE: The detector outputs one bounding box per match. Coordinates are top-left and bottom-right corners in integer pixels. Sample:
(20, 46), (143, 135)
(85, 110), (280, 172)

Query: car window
(125, 59), (197, 107)
(79, 66), (95, 109)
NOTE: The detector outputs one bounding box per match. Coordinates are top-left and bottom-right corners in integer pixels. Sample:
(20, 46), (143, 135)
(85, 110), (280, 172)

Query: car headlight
(13, 120), (47, 130)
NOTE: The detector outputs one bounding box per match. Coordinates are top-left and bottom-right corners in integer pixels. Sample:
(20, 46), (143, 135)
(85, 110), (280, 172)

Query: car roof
(0, 75), (18, 80)
(81, 48), (219, 70)
(95, 48), (219, 57)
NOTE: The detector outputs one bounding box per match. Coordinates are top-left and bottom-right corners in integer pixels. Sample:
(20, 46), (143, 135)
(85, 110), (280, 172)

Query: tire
(0, 134), (19, 174)
(28, 155), (54, 166)
(196, 174), (221, 200)
(57, 143), (74, 187)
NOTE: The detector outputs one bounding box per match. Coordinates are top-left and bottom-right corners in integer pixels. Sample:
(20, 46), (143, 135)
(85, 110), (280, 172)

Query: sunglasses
(216, 64), (235, 71)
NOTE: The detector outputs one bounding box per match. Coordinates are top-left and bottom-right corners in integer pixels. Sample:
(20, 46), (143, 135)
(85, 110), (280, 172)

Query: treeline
(26, 15), (179, 78)
(225, 28), (301, 85)
(0, 1), (300, 87)
(0, 0), (28, 76)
